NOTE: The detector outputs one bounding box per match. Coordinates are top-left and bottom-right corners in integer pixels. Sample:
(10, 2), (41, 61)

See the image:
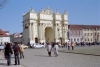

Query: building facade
(68, 25), (100, 43)
(22, 7), (68, 45)
(10, 32), (23, 43)
(82, 25), (100, 43)
(0, 29), (10, 44)
(68, 25), (83, 43)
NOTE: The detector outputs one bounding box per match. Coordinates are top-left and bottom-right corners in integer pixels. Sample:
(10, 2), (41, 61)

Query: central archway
(45, 27), (54, 43)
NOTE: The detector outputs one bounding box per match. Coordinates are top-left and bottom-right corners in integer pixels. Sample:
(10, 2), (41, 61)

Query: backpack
(20, 46), (23, 52)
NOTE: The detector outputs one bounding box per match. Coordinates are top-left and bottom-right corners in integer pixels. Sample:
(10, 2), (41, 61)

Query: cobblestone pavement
(0, 45), (100, 67)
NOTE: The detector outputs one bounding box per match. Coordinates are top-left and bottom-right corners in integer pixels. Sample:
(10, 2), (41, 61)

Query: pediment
(44, 6), (52, 14)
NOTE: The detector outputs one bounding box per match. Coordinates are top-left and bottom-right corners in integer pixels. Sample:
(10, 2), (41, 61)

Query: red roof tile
(0, 29), (8, 37)
(68, 24), (100, 30)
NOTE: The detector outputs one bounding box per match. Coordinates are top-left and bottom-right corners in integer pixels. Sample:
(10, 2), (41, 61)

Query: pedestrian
(13, 42), (20, 65)
(68, 41), (70, 50)
(71, 41), (74, 50)
(4, 43), (13, 66)
(54, 42), (59, 57)
(19, 42), (24, 59)
(47, 42), (52, 57)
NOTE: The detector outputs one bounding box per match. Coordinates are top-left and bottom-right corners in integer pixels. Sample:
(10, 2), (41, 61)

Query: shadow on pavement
(59, 51), (100, 56)
(0, 63), (7, 66)
(34, 55), (53, 57)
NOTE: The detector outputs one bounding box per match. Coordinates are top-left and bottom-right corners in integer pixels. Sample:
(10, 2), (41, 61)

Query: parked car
(33, 43), (45, 49)
(23, 45), (28, 49)
(0, 44), (5, 50)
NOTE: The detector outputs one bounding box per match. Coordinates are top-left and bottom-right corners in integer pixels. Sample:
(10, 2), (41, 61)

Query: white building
(22, 7), (68, 45)
(68, 25), (100, 43)
(0, 29), (10, 44)
(82, 25), (100, 43)
(68, 25), (83, 43)
(10, 32), (23, 43)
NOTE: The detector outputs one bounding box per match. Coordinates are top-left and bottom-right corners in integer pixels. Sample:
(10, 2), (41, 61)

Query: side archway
(35, 37), (38, 43)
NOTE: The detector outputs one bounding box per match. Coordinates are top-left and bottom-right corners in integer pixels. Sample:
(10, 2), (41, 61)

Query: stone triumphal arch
(22, 7), (68, 45)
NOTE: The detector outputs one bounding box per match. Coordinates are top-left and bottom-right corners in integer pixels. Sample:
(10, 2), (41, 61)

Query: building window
(95, 32), (96, 36)
(77, 38), (79, 41)
(88, 38), (89, 41)
(71, 38), (73, 42)
(74, 38), (76, 42)
(85, 38), (86, 41)
(91, 33), (92, 36)
(84, 33), (86, 36)
(79, 31), (80, 36)
(91, 38), (92, 41)
(88, 33), (89, 36)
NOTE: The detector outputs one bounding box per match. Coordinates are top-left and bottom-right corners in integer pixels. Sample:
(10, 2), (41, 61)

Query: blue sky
(0, 0), (99, 34)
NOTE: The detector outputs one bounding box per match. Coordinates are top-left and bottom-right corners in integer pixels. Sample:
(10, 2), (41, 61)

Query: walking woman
(47, 42), (52, 57)
(5, 43), (13, 66)
(54, 42), (59, 57)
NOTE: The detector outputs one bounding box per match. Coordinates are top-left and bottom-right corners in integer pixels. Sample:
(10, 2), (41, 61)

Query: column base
(55, 39), (60, 42)
(30, 40), (35, 44)
(62, 39), (69, 43)
(39, 40), (45, 43)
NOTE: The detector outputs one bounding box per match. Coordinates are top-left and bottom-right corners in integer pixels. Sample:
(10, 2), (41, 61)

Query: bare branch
(0, 0), (8, 9)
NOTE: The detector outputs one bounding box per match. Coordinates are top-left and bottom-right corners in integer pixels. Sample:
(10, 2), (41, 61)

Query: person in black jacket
(13, 42), (20, 65)
(5, 43), (13, 66)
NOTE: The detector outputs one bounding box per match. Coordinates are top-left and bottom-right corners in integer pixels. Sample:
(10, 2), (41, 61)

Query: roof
(68, 24), (100, 30)
(68, 25), (82, 30)
(4, 31), (9, 33)
(0, 29), (9, 37)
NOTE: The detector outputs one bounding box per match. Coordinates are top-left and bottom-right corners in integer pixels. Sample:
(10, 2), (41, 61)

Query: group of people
(3, 42), (24, 66)
(47, 42), (59, 57)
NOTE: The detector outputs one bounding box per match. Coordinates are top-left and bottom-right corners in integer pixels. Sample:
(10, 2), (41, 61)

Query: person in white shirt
(47, 42), (52, 57)
(54, 42), (59, 57)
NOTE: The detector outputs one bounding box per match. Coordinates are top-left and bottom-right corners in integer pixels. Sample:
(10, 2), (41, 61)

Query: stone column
(31, 23), (34, 40)
(29, 23), (32, 40)
(62, 24), (65, 43)
(54, 24), (59, 42)
(55, 24), (57, 39)
(39, 23), (42, 43)
(31, 23), (33, 40)
(42, 24), (45, 40)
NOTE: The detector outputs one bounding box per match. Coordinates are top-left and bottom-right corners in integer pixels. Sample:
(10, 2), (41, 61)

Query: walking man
(5, 43), (13, 66)
(13, 42), (20, 65)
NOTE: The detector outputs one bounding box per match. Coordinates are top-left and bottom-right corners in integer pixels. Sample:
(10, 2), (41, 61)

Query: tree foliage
(0, 0), (8, 9)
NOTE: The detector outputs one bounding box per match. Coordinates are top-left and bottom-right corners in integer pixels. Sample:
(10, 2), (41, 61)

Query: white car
(33, 43), (45, 48)
(0, 44), (5, 50)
